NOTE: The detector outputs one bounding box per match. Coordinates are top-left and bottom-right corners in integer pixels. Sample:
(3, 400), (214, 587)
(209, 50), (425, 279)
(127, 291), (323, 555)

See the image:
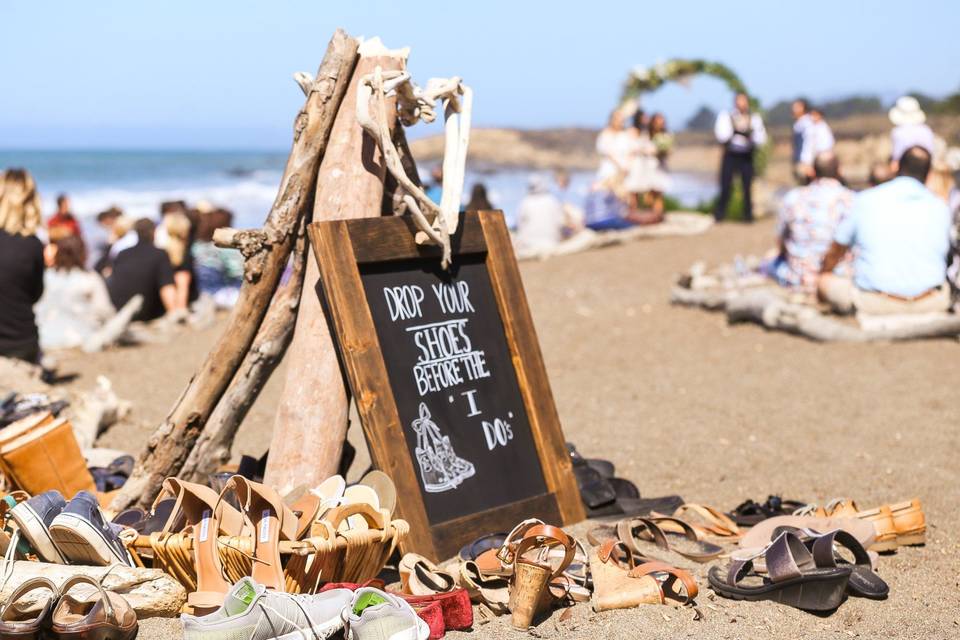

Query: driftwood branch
(264, 38), (407, 494)
(111, 29), (360, 512)
(179, 217), (309, 483)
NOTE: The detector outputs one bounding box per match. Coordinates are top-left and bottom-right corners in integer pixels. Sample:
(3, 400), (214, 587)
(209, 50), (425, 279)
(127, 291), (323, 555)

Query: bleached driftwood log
(178, 218), (309, 483)
(674, 285), (960, 342)
(265, 38), (407, 493)
(0, 562), (185, 618)
(111, 29), (359, 511)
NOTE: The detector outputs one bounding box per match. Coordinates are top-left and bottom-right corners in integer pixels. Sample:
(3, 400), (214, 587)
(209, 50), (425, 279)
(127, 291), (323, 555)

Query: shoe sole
(49, 514), (130, 566)
(896, 532), (925, 546)
(10, 502), (67, 564)
(271, 618), (344, 640)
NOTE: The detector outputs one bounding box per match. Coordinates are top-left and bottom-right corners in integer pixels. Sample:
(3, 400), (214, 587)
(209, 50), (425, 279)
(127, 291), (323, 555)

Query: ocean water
(0, 150), (716, 231)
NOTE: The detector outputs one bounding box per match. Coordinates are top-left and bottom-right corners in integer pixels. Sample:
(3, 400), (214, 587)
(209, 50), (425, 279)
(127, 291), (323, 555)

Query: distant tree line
(685, 85), (960, 131)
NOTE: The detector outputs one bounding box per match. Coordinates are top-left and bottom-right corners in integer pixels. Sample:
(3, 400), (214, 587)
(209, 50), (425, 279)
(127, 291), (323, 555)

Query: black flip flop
(730, 495), (806, 527)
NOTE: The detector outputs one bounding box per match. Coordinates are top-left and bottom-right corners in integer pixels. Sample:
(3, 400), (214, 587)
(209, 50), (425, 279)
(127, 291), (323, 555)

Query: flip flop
(661, 504), (740, 538)
(617, 517), (724, 563)
(729, 495), (807, 527)
(708, 531), (852, 611)
(400, 553), (458, 596)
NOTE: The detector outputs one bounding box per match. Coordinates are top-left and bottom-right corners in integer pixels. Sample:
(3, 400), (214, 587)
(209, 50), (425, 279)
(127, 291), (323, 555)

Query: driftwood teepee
(111, 30), (424, 510)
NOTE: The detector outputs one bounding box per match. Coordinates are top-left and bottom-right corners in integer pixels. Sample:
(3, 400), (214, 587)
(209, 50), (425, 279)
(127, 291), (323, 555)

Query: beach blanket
(516, 212), (713, 262)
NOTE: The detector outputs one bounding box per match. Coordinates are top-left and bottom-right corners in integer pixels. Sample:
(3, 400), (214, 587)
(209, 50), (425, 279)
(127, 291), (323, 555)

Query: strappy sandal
(590, 541), (697, 611)
(475, 518), (544, 577)
(708, 531), (852, 611)
(508, 524), (575, 630)
(803, 497), (925, 551)
(613, 517), (724, 564)
(222, 476), (298, 593)
(457, 560), (510, 613)
(660, 504), (740, 538)
(0, 577), (60, 639)
(49, 574), (138, 640)
(772, 527), (889, 599)
(158, 478), (247, 614)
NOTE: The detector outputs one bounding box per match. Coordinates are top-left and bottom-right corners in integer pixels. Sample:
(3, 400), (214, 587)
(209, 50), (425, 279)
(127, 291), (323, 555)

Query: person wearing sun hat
(889, 96), (935, 166)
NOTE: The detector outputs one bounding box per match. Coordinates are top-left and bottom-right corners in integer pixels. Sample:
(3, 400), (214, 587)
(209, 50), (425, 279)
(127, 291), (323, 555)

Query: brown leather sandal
(49, 574), (138, 640)
(590, 540), (698, 611)
(617, 516), (724, 563)
(508, 524), (575, 630)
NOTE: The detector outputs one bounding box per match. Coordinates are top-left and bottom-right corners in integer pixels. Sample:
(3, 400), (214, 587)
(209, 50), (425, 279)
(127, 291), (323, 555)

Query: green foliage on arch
(621, 59), (768, 174)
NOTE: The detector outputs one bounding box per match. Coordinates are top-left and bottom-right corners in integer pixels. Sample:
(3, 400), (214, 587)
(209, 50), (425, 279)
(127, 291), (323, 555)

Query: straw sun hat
(889, 96), (927, 126)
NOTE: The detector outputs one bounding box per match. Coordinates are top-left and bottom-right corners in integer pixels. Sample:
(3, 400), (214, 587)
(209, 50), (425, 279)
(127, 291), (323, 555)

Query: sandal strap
(646, 516), (700, 542)
(617, 517), (669, 555)
(629, 561), (699, 604)
(514, 525), (574, 579)
(59, 574), (116, 624)
(674, 504), (739, 536)
(598, 540), (635, 569)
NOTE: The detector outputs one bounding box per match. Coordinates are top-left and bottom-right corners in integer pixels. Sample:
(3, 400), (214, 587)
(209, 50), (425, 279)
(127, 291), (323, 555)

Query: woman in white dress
(624, 109), (658, 208)
(595, 109), (633, 189)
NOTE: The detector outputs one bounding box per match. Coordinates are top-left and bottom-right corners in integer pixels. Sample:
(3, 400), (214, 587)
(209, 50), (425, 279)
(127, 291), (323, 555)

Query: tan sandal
(399, 553), (457, 596)
(813, 498), (925, 551)
(659, 504), (740, 538)
(590, 540), (697, 611)
(50, 574), (138, 640)
(457, 560), (510, 614)
(222, 476), (298, 592)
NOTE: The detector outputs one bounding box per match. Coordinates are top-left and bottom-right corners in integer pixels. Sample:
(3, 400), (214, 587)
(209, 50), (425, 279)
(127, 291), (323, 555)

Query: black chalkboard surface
(360, 256), (547, 524)
(309, 211), (583, 559)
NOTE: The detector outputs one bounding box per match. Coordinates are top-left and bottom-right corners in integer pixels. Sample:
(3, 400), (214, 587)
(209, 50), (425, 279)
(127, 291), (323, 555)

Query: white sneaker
(341, 588), (430, 640)
(182, 578), (352, 640)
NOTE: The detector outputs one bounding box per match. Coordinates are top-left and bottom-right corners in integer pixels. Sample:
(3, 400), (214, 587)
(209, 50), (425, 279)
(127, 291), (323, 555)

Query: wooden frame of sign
(308, 210), (584, 560)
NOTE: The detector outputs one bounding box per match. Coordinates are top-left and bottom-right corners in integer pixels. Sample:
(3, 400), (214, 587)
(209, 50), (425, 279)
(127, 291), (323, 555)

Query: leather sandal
(457, 560), (510, 613)
(475, 518), (544, 577)
(739, 514), (876, 551)
(708, 531), (852, 611)
(222, 476), (298, 592)
(508, 524), (575, 630)
(49, 574), (138, 640)
(399, 553), (458, 596)
(729, 495), (806, 527)
(590, 540), (697, 611)
(0, 577), (60, 639)
(771, 526), (889, 599)
(616, 517), (724, 563)
(808, 498), (925, 551)
(660, 504), (740, 538)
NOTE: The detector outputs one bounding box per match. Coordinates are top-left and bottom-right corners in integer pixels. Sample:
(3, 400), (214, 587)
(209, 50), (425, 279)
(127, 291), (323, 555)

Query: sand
(53, 218), (960, 639)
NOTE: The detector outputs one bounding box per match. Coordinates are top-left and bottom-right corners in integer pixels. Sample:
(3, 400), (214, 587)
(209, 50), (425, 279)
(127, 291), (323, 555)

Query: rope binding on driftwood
(356, 65), (473, 268)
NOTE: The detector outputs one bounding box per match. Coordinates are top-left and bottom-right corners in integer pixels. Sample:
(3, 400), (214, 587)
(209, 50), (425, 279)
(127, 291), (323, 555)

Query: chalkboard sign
(309, 211), (583, 560)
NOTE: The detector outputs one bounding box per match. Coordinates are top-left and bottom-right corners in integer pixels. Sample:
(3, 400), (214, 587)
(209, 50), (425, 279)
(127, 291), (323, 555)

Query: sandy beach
(50, 218), (959, 640)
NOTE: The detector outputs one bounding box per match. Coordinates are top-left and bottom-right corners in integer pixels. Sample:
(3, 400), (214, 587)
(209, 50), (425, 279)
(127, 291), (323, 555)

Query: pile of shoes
(116, 470), (406, 614)
(3, 489), (134, 567)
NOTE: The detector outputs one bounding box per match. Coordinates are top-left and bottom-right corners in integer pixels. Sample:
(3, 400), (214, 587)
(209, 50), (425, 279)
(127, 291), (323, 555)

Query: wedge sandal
(708, 531), (851, 611)
(773, 527), (889, 599)
(590, 541), (697, 611)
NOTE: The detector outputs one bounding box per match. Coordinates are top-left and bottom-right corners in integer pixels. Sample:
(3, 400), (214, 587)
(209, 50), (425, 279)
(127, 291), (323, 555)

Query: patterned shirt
(775, 178), (853, 292)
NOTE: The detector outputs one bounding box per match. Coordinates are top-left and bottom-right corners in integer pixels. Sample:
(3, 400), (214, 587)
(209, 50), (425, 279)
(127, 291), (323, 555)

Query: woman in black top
(0, 168), (46, 363)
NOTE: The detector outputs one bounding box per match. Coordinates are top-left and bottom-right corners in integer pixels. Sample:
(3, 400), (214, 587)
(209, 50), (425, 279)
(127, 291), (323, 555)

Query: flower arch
(621, 59), (768, 174)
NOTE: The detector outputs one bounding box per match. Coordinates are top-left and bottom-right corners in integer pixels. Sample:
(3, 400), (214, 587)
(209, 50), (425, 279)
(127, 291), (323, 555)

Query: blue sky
(2, 0), (958, 149)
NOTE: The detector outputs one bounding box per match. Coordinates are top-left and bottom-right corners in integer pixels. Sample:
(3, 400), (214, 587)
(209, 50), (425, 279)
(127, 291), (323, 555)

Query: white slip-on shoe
(341, 587), (430, 640)
(182, 577), (352, 640)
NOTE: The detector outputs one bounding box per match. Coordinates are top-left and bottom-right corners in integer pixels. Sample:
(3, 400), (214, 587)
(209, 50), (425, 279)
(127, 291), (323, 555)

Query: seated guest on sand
(92, 206), (122, 273)
(515, 175), (566, 251)
(35, 236), (115, 350)
(769, 152), (853, 295)
(553, 169), (585, 233)
(107, 218), (176, 322)
(47, 193), (83, 239)
(193, 208), (244, 308)
(466, 183), (493, 211)
(0, 168), (45, 363)
(160, 211), (195, 313)
(819, 146), (952, 315)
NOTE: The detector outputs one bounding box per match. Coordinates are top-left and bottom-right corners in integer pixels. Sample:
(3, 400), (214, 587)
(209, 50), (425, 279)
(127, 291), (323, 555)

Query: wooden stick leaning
(111, 29), (359, 511)
(177, 214), (309, 483)
(264, 38), (407, 493)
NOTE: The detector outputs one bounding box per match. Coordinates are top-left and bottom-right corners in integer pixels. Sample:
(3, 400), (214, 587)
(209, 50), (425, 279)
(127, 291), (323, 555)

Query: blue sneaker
(49, 491), (133, 566)
(9, 490), (67, 563)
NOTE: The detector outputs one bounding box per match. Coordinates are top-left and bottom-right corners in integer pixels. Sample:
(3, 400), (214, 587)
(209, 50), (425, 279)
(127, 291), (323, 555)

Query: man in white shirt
(798, 106), (835, 178)
(889, 96), (935, 166)
(714, 92), (767, 222)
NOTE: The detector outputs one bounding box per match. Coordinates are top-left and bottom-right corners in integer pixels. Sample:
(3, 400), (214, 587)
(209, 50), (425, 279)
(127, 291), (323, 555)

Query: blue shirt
(834, 176), (950, 297)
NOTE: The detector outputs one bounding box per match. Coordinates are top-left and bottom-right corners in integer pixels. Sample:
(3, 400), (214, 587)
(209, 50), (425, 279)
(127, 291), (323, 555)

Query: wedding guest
(466, 183), (493, 211)
(92, 207), (123, 273)
(35, 235), (116, 350)
(819, 146), (951, 315)
(47, 193), (82, 238)
(425, 165), (443, 204)
(554, 169), (585, 232)
(107, 218), (176, 322)
(889, 96), (935, 165)
(515, 175), (566, 251)
(595, 109), (632, 187)
(159, 211), (195, 313)
(193, 208), (244, 309)
(0, 169), (45, 363)
(798, 106), (835, 177)
(714, 92), (767, 222)
(624, 109), (658, 209)
(791, 99), (812, 181)
(770, 152), (853, 294)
